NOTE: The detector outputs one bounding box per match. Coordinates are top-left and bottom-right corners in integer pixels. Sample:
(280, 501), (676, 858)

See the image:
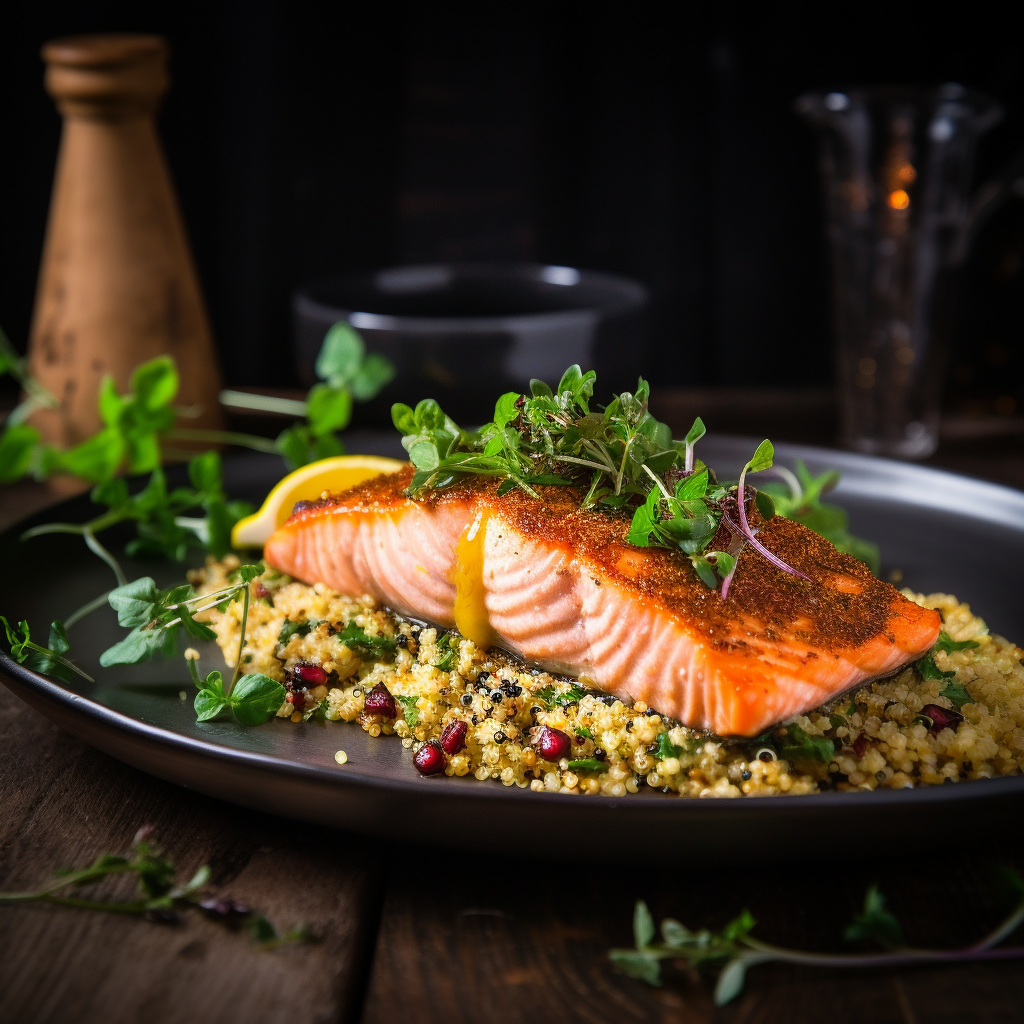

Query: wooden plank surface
(0, 683), (382, 1024)
(362, 845), (1024, 1024)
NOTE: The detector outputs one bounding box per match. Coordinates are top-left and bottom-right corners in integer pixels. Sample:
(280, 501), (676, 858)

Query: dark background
(2, 2), (1022, 413)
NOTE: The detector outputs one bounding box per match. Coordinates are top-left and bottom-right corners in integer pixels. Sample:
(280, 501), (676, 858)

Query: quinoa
(194, 558), (1024, 798)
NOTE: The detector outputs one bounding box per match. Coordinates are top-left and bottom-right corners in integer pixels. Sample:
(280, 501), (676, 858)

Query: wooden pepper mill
(27, 34), (223, 450)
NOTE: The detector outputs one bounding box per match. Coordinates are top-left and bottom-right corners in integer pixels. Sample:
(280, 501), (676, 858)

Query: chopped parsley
(336, 621), (397, 657)
(534, 683), (589, 710)
(775, 723), (835, 764)
(395, 694), (420, 726)
(432, 633), (459, 672)
(278, 618), (318, 646)
(567, 758), (609, 774)
(939, 679), (973, 711)
(652, 733), (684, 760)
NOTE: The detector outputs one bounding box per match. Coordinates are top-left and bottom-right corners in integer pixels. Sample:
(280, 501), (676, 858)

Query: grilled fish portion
(264, 467), (940, 736)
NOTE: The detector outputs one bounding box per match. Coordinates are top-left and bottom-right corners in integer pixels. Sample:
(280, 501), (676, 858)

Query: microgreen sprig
(0, 826), (313, 947)
(757, 459), (880, 573)
(1, 616), (93, 683)
(98, 563), (288, 726)
(611, 870), (1024, 1005)
(391, 365), (813, 597)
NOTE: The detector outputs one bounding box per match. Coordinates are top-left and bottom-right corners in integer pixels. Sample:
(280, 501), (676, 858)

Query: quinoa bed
(198, 557), (1024, 798)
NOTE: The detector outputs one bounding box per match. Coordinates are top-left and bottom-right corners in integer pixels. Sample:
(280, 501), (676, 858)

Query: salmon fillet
(263, 467), (940, 736)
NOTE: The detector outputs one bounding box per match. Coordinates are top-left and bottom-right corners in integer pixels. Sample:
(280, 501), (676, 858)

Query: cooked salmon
(263, 467), (940, 736)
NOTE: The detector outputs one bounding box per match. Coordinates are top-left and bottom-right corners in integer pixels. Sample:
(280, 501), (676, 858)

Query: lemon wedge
(231, 454), (405, 549)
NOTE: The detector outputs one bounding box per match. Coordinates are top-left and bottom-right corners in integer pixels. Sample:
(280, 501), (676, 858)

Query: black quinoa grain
(495, 732), (507, 743)
(460, 693), (473, 705)
(741, 770), (752, 781)
(593, 748), (607, 761)
(472, 715), (480, 725)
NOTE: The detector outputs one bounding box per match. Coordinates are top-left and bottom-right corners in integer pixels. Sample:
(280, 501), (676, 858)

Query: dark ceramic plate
(3, 439), (1024, 862)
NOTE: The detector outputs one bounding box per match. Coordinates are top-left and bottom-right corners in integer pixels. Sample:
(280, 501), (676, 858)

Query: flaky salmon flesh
(263, 467), (940, 737)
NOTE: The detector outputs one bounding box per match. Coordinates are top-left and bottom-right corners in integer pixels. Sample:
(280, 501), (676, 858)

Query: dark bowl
(293, 262), (649, 424)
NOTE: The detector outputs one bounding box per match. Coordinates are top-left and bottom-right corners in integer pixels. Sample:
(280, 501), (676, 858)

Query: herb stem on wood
(610, 871), (1024, 1005)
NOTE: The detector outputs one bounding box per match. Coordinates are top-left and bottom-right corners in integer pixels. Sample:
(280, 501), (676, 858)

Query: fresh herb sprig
(22, 451), (252, 590)
(610, 870), (1024, 1005)
(392, 366), (807, 595)
(1, 617), (93, 683)
(0, 826), (313, 947)
(1, 321), (394, 486)
(758, 459), (880, 572)
(915, 631), (981, 684)
(96, 563), (288, 726)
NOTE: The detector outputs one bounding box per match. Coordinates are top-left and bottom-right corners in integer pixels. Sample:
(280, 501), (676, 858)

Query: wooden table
(3, 425), (1024, 1024)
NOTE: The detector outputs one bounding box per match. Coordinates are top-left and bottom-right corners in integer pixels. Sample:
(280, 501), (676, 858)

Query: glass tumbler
(797, 85), (1002, 458)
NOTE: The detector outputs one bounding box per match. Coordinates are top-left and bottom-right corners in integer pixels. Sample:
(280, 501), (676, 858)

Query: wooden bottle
(27, 34), (223, 449)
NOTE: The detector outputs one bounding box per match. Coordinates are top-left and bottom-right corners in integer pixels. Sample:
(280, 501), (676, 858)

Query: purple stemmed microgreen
(390, 367), (863, 593)
(730, 440), (810, 584)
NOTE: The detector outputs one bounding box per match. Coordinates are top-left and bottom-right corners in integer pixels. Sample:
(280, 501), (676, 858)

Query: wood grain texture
(361, 844), (1024, 1024)
(0, 683), (381, 1024)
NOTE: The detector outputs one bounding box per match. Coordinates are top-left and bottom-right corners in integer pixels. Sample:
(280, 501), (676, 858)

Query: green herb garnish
(1, 617), (93, 684)
(431, 633), (459, 672)
(610, 869), (1024, 1005)
(393, 368), (809, 596)
(775, 723), (835, 764)
(939, 679), (974, 711)
(395, 694), (420, 726)
(0, 826), (313, 947)
(278, 618), (318, 646)
(535, 683), (589, 709)
(336, 622), (397, 657)
(576, 726), (594, 741)
(935, 632), (981, 654)
(843, 885), (904, 948)
(652, 733), (684, 760)
(914, 630), (975, 682)
(567, 757), (610, 774)
(758, 460), (880, 573)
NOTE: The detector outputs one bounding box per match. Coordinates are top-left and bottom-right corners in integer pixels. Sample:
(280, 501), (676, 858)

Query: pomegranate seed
(920, 703), (964, 734)
(532, 726), (571, 762)
(440, 720), (468, 754)
(364, 682), (397, 718)
(253, 581), (270, 600)
(294, 663), (328, 686)
(288, 690), (305, 706)
(414, 740), (446, 775)
(851, 735), (869, 757)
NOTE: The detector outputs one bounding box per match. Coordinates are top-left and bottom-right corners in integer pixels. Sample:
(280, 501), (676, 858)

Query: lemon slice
(231, 454), (405, 549)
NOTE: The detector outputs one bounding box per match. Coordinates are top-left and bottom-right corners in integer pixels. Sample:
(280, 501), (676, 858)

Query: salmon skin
(264, 467), (940, 737)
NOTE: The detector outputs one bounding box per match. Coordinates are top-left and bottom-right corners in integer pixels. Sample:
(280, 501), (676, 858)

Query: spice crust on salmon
(263, 467), (939, 736)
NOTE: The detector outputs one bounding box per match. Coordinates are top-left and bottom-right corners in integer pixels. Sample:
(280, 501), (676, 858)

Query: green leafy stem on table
(611, 869), (1024, 1005)
(0, 826), (313, 948)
